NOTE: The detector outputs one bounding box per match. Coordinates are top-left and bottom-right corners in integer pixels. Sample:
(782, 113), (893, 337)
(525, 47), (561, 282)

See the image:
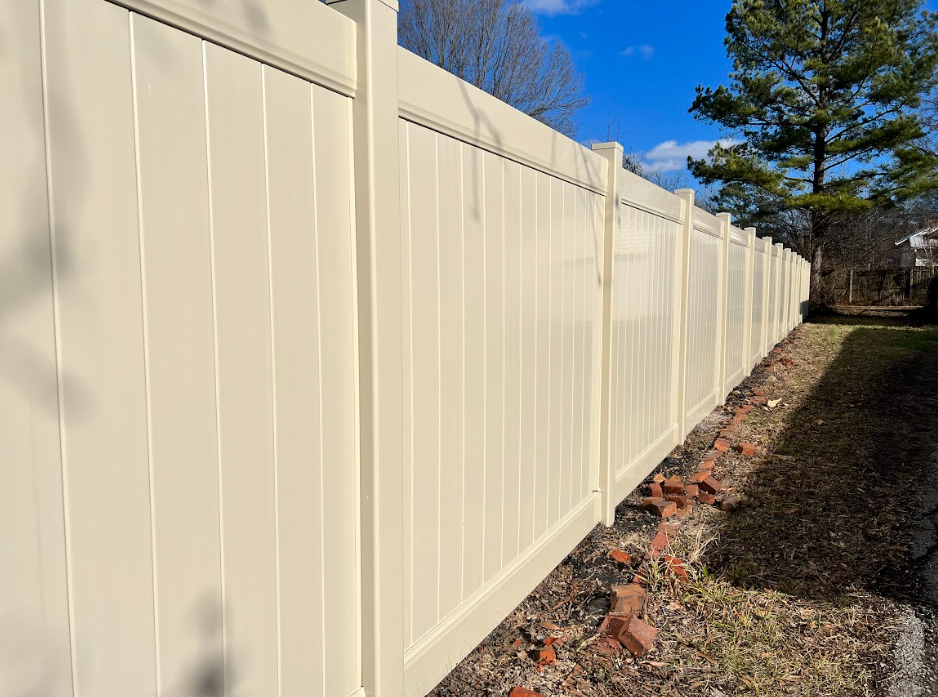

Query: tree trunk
(811, 245), (823, 307)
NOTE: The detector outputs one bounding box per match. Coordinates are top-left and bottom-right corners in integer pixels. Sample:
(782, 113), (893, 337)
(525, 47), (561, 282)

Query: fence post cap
(590, 141), (623, 153)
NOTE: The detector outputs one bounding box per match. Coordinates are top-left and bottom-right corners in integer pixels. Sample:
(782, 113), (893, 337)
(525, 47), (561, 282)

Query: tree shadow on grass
(703, 319), (938, 609)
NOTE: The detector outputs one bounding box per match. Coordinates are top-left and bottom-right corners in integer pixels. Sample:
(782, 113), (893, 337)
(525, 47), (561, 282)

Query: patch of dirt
(430, 312), (938, 697)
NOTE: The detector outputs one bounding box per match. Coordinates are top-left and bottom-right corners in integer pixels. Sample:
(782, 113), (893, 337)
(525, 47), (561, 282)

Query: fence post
(590, 142), (623, 527)
(715, 212), (732, 404)
(326, 0), (404, 695)
(743, 227), (756, 375)
(673, 189), (695, 441)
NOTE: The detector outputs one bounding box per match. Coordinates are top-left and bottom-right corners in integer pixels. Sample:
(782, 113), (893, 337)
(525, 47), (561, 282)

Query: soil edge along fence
(1, 1), (810, 696)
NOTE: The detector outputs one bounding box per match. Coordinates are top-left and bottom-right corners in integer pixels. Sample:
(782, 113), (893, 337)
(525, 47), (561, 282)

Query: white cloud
(523, 0), (599, 16)
(619, 44), (655, 60)
(643, 139), (740, 173)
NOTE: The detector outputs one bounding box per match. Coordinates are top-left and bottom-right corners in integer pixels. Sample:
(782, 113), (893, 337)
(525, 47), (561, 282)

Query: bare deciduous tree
(398, 0), (588, 137)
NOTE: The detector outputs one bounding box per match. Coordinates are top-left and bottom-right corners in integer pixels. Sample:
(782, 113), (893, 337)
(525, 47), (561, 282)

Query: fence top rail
(730, 226), (750, 247)
(754, 236), (768, 253)
(397, 48), (607, 195)
(693, 206), (723, 238)
(617, 171), (683, 224)
(113, 0), (358, 96)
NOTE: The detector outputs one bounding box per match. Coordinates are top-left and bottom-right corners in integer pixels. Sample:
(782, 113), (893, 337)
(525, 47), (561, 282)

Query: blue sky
(525, 0), (936, 179)
(525, 0), (737, 177)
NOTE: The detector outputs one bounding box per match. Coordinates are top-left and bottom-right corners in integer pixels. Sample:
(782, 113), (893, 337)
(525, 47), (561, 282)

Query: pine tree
(689, 0), (938, 294)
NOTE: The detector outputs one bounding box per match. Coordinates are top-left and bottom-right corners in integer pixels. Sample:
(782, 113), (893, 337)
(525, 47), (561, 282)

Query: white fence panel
(397, 51), (604, 697)
(724, 229), (749, 395)
(751, 237), (767, 366)
(684, 219), (722, 428)
(609, 178), (682, 503)
(2, 1), (362, 695)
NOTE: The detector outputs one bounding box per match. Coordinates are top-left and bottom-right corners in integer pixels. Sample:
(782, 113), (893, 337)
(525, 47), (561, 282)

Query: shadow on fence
(702, 319), (938, 607)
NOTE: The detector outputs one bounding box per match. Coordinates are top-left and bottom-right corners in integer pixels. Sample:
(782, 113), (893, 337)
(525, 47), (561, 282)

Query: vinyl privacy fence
(0, 1), (810, 696)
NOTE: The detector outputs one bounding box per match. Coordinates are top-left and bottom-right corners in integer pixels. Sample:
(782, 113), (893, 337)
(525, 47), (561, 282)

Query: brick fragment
(675, 504), (693, 519)
(698, 476), (723, 495)
(652, 473), (665, 483)
(665, 494), (691, 509)
(642, 497), (677, 518)
(610, 584), (646, 614)
(657, 522), (680, 537)
(536, 646), (556, 667)
(603, 614), (658, 656)
(750, 395), (767, 406)
(753, 387), (767, 397)
(698, 459), (715, 472)
(731, 413), (747, 425)
(719, 427), (736, 438)
(698, 491), (716, 505)
(684, 483), (699, 498)
(609, 548), (633, 564)
(649, 482), (663, 498)
(735, 442), (757, 457)
(649, 531), (670, 552)
(688, 471), (708, 484)
(714, 438), (731, 452)
(663, 476), (684, 496)
(620, 614), (658, 656)
(662, 555), (689, 583)
(738, 404), (755, 414)
(510, 688), (546, 697)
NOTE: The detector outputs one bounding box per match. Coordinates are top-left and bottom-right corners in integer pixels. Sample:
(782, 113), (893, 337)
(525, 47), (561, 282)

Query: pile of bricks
(511, 384), (776, 694)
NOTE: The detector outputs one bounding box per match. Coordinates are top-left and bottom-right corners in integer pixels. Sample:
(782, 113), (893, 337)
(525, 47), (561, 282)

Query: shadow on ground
(704, 313), (938, 610)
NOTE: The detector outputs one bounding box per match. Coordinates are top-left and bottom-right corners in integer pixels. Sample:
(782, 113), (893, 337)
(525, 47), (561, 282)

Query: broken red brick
(688, 471), (708, 484)
(738, 404), (755, 414)
(658, 521), (680, 537)
(607, 614), (659, 656)
(536, 646), (556, 667)
(663, 476), (684, 495)
(699, 475), (723, 495)
(610, 584), (646, 614)
(698, 491), (716, 505)
(753, 387), (767, 397)
(731, 413), (747, 425)
(684, 483), (699, 498)
(642, 497), (677, 518)
(735, 442), (757, 457)
(652, 473), (665, 484)
(750, 395), (767, 406)
(719, 427), (737, 438)
(714, 438), (731, 452)
(698, 459), (715, 472)
(675, 504), (694, 519)
(662, 555), (690, 583)
(649, 531), (670, 552)
(608, 549), (633, 565)
(649, 482), (663, 498)
(510, 688), (546, 697)
(665, 494), (691, 509)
